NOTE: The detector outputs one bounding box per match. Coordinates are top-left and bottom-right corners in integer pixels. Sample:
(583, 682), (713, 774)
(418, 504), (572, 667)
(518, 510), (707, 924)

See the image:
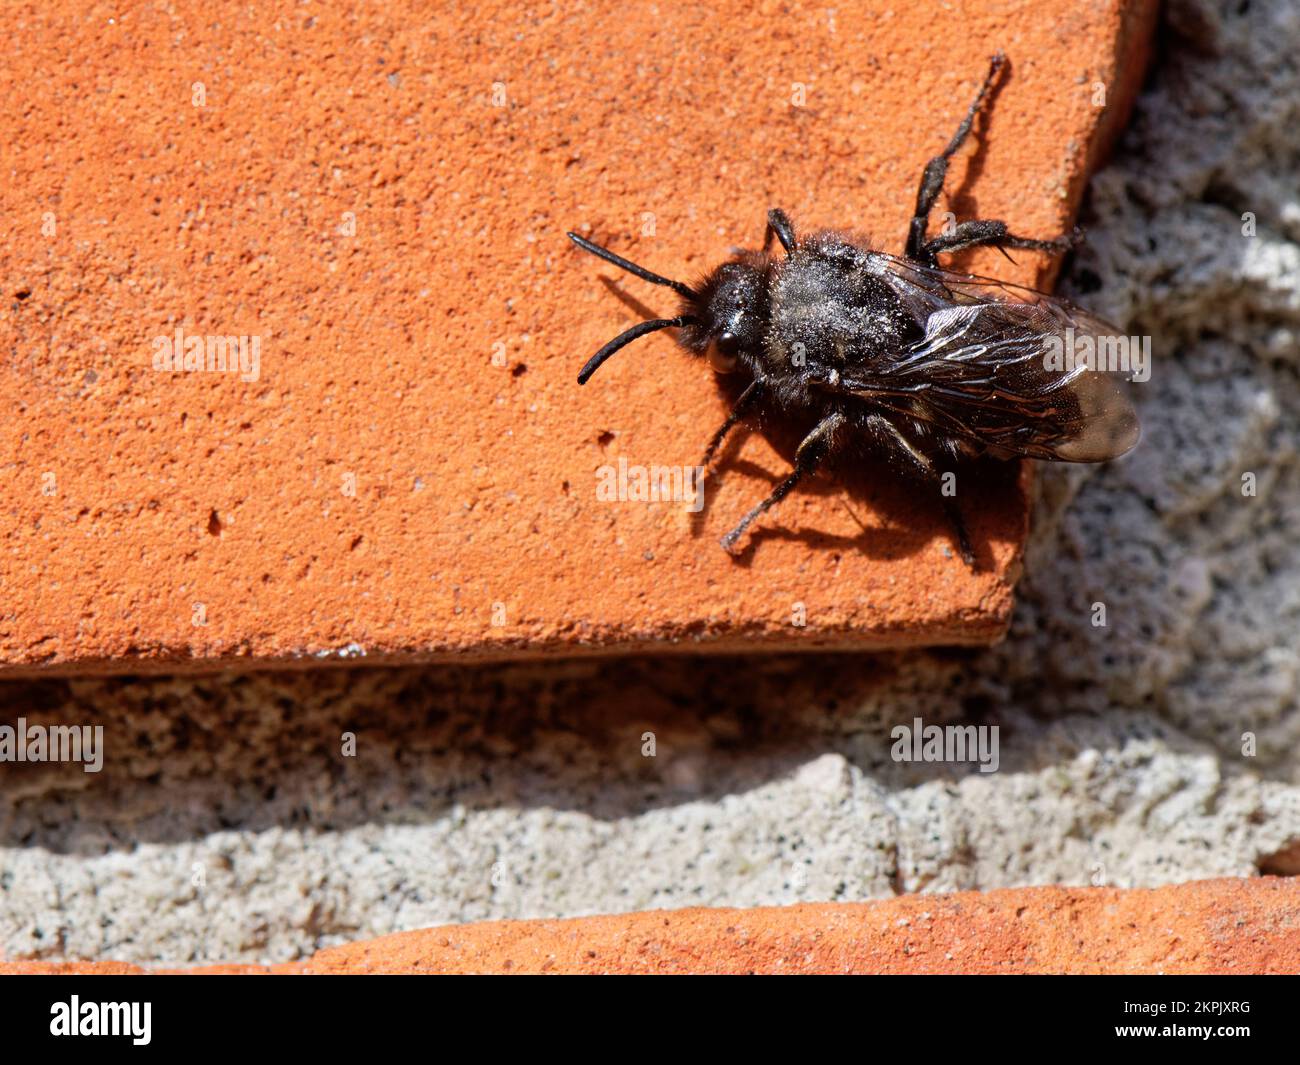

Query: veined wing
(841, 253), (1141, 462)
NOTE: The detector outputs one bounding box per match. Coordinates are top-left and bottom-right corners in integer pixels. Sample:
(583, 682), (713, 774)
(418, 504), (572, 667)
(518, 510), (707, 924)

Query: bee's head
(567, 232), (767, 384)
(678, 257), (769, 374)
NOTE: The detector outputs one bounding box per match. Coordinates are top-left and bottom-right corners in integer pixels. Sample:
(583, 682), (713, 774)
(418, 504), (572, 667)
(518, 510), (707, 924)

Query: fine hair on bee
(568, 52), (1140, 567)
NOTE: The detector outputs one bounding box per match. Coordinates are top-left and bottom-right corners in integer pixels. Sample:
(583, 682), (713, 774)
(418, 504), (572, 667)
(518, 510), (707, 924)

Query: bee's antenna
(577, 316), (698, 385)
(567, 232), (698, 300)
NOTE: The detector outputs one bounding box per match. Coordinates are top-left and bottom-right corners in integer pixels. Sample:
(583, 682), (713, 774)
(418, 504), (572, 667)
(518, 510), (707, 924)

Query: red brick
(0, 1), (1156, 673)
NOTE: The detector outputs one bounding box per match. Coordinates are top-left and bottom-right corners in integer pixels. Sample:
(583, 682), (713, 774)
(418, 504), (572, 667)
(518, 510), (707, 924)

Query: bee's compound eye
(708, 332), (740, 373)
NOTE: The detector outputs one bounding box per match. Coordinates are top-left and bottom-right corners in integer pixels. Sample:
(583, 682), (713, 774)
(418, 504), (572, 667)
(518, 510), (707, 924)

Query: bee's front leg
(700, 378), (766, 470)
(762, 208), (797, 255)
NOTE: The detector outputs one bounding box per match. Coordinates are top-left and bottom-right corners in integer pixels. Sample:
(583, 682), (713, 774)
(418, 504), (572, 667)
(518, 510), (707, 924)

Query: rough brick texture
(0, 1), (1155, 672)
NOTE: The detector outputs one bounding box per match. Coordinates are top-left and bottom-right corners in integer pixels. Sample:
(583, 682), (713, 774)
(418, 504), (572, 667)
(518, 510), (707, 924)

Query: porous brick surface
(0, 0), (1155, 672)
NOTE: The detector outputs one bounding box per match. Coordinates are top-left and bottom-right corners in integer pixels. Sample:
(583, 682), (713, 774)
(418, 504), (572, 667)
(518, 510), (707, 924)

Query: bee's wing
(843, 254), (1141, 462)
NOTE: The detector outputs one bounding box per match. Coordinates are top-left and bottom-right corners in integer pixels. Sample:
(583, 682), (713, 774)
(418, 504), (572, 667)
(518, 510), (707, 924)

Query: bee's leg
(905, 53), (1006, 265)
(940, 494), (977, 569)
(867, 416), (977, 568)
(762, 208), (797, 254)
(721, 411), (844, 552)
(700, 378), (766, 469)
(922, 218), (1080, 260)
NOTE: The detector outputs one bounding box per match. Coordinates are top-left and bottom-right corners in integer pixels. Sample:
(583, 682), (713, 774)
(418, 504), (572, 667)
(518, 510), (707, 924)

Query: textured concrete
(3, 0), (1299, 970)
(0, 1), (1155, 672)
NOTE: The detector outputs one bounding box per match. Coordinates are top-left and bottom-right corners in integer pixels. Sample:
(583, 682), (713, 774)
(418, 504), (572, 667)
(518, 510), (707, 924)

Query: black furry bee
(568, 54), (1139, 566)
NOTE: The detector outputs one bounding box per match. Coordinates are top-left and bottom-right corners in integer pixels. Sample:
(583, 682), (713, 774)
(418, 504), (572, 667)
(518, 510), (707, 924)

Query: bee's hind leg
(720, 411), (843, 552)
(905, 53), (1006, 265)
(867, 415), (977, 569)
(921, 218), (1081, 262)
(940, 494), (977, 570)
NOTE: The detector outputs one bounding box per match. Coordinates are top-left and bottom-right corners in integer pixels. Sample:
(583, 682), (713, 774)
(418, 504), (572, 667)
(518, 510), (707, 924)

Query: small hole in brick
(511, 363), (527, 377)
(14, 289), (31, 300)
(597, 430), (615, 450)
(207, 509), (222, 536)
(350, 535), (364, 552)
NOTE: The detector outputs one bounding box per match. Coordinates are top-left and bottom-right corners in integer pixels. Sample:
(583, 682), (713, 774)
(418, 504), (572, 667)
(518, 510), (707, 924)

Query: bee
(568, 53), (1139, 566)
